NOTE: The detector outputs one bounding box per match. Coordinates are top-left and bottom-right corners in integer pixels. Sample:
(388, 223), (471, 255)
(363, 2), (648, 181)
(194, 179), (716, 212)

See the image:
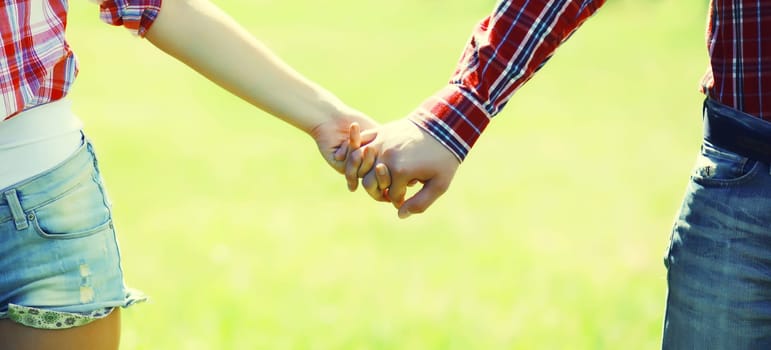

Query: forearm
(143, 0), (348, 134)
(412, 0), (605, 161)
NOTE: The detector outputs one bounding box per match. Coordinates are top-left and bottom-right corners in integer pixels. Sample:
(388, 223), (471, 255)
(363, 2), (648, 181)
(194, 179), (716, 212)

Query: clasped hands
(312, 111), (460, 218)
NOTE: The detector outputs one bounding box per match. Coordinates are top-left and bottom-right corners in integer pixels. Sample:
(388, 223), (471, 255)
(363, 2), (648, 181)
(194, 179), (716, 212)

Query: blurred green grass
(65, 1), (708, 349)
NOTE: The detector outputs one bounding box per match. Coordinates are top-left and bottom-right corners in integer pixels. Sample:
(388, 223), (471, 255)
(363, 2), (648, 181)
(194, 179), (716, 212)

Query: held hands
(341, 119), (461, 218)
(310, 108), (379, 174)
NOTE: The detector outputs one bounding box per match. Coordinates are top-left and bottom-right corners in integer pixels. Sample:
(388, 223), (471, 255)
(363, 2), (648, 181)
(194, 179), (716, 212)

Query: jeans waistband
(703, 98), (771, 163)
(0, 140), (95, 224)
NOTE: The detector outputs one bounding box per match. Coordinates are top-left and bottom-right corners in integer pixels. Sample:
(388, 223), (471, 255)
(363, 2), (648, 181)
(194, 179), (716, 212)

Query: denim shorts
(0, 138), (146, 329)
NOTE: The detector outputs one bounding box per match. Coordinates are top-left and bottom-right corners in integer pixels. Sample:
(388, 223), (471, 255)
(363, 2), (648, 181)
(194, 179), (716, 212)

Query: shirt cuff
(408, 85), (492, 162)
(99, 0), (163, 37)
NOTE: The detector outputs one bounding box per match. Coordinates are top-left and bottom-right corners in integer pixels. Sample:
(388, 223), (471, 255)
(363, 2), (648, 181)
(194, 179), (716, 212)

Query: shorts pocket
(690, 141), (760, 186)
(30, 176), (113, 240)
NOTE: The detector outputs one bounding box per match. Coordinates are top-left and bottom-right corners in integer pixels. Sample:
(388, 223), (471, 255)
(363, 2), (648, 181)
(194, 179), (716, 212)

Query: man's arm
(411, 0), (604, 161)
(346, 0), (605, 217)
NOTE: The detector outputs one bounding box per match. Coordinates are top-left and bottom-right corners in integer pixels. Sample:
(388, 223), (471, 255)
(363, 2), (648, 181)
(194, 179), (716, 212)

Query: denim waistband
(0, 140), (94, 225)
(703, 98), (771, 163)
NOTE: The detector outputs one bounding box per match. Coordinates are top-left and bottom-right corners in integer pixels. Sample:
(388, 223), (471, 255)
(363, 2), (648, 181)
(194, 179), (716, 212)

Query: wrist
(278, 87), (347, 135)
(408, 88), (491, 162)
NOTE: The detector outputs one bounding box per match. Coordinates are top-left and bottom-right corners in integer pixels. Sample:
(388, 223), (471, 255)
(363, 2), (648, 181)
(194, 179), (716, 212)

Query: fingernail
(377, 166), (386, 176)
(398, 209), (411, 219)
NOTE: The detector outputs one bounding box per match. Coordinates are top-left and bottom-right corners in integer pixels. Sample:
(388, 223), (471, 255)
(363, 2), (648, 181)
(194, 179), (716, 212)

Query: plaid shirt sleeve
(98, 0), (163, 37)
(409, 0), (605, 161)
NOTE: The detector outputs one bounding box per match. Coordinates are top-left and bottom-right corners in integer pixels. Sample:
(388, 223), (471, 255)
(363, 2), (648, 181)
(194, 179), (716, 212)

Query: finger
(345, 148), (364, 191)
(375, 163), (391, 191)
(388, 172), (411, 209)
(333, 123), (360, 162)
(375, 163), (391, 202)
(359, 129), (378, 146)
(343, 123), (365, 191)
(348, 122), (362, 150)
(357, 146), (377, 178)
(397, 178), (449, 219)
(333, 143), (348, 162)
(375, 163), (392, 202)
(362, 170), (390, 202)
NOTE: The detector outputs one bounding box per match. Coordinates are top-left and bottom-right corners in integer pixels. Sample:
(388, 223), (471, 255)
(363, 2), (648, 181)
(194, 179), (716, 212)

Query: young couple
(3, 0), (770, 349)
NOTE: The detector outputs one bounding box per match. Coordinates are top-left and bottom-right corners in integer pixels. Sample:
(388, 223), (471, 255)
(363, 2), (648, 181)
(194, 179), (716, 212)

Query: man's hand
(310, 109), (379, 174)
(345, 119), (461, 218)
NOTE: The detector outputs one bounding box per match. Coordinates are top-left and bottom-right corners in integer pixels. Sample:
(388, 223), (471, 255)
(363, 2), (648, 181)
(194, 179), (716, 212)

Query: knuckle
(357, 164), (370, 178)
(376, 173), (390, 185)
(410, 206), (426, 214)
(390, 164), (406, 176)
(432, 179), (450, 194)
(350, 151), (362, 163)
(363, 154), (375, 168)
(362, 177), (375, 190)
(367, 188), (382, 201)
(381, 147), (395, 159)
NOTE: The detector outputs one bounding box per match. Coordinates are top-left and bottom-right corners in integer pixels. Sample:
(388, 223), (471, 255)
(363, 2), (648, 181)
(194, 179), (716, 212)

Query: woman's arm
(143, 0), (368, 135)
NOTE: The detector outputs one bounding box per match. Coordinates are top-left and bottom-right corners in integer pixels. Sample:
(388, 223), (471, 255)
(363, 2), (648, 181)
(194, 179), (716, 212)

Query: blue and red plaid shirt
(0, 0), (161, 121)
(411, 0), (771, 161)
(2, 0), (769, 157)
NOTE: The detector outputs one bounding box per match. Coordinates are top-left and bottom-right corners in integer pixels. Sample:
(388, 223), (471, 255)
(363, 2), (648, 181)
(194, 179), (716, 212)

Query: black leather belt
(703, 98), (771, 163)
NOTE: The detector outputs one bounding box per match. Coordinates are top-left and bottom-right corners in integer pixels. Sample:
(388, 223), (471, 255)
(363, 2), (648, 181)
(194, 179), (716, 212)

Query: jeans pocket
(690, 141), (760, 186)
(30, 176), (113, 240)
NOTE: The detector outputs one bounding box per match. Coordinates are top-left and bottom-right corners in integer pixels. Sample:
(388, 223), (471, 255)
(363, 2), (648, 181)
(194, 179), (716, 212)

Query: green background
(65, 1), (707, 349)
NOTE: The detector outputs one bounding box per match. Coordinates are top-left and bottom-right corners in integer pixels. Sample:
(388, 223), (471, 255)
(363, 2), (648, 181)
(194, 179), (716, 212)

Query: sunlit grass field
(66, 1), (708, 349)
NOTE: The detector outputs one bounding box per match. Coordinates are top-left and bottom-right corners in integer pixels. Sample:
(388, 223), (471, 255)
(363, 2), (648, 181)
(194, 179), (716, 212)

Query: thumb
(359, 129), (378, 146)
(397, 178), (449, 219)
(334, 123), (362, 162)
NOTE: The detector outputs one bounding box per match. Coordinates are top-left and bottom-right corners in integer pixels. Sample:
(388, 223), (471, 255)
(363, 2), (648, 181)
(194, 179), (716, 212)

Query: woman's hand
(310, 109), (379, 174)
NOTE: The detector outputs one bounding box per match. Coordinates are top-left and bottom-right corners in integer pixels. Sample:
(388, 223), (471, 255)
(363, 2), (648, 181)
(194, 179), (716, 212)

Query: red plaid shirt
(0, 0), (161, 121)
(701, 0), (771, 121)
(411, 0), (771, 161)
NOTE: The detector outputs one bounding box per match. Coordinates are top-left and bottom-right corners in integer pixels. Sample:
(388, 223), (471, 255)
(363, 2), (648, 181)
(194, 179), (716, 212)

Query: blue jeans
(662, 103), (771, 348)
(0, 138), (145, 329)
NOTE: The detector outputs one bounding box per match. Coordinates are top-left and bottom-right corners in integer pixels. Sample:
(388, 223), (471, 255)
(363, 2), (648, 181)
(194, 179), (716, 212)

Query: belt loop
(3, 189), (29, 230)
